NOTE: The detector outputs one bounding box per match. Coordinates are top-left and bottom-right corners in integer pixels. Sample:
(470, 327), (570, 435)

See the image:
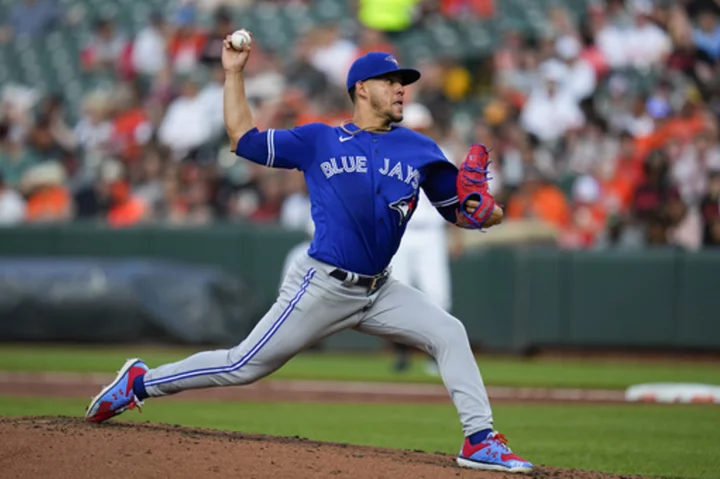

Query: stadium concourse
(0, 0), (719, 252)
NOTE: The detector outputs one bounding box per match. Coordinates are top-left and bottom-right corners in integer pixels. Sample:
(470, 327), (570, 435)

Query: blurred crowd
(0, 0), (719, 250)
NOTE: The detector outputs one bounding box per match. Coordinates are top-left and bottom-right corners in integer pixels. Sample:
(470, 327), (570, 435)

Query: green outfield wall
(1, 224), (718, 352)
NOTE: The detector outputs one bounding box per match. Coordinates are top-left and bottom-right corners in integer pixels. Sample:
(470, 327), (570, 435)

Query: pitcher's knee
(213, 366), (266, 386)
(434, 316), (470, 351)
(221, 350), (280, 386)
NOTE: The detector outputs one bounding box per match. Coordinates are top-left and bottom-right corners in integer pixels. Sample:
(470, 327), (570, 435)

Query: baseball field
(1, 345), (719, 479)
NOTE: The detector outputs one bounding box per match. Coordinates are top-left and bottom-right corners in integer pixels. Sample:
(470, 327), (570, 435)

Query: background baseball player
(280, 216), (315, 283)
(85, 29), (533, 474)
(391, 103), (462, 376)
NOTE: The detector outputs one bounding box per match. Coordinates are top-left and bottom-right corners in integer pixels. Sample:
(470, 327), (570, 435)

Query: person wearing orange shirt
(111, 84), (152, 165)
(21, 162), (73, 223)
(601, 131), (645, 215)
(506, 168), (571, 231)
(167, 6), (207, 74)
(107, 181), (147, 227)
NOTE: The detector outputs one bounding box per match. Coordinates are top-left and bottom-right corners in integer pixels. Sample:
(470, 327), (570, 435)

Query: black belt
(329, 268), (389, 293)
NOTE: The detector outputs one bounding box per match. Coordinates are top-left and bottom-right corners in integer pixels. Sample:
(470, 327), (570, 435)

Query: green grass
(2, 396), (718, 479)
(1, 344), (719, 389)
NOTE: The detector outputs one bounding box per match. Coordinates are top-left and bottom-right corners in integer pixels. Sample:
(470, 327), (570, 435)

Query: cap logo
(385, 55), (399, 67)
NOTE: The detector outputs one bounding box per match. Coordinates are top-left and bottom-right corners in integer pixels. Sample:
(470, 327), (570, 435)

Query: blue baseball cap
(346, 52), (421, 92)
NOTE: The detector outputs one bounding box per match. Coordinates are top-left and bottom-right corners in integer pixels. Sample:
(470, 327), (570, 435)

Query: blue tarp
(0, 258), (262, 345)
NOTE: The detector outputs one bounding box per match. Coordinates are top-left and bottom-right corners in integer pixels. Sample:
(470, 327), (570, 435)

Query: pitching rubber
(456, 456), (533, 474)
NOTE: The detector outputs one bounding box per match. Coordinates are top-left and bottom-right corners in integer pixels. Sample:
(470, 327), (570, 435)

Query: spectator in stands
(1, 84), (40, 143)
(693, 7), (720, 61)
(595, 2), (634, 69)
(554, 34), (597, 102)
(506, 167), (571, 232)
(130, 12), (168, 79)
(673, 130), (720, 204)
(155, 164), (186, 223)
(0, 173), (26, 226)
(563, 118), (619, 177)
(414, 60), (454, 134)
(666, 186), (701, 250)
(106, 180), (148, 228)
(223, 160), (265, 221)
(73, 90), (114, 174)
(132, 144), (169, 217)
(494, 29), (526, 80)
(81, 17), (128, 74)
(496, 35), (540, 102)
(308, 24), (358, 88)
(167, 5), (207, 75)
(109, 83), (153, 165)
(665, 4), (702, 69)
(520, 61), (585, 145)
(0, 0), (718, 253)
(625, 0), (673, 70)
(158, 72), (215, 161)
(20, 161), (73, 223)
(0, 121), (41, 187)
(166, 162), (214, 226)
(561, 174), (607, 249)
(284, 33), (331, 100)
(492, 123), (528, 196)
(579, 8), (611, 78)
(200, 7), (234, 67)
(619, 93), (656, 138)
(632, 149), (685, 246)
(180, 180), (214, 225)
(250, 170), (284, 223)
(243, 51), (287, 111)
(196, 65), (227, 143)
(600, 130), (645, 216)
(280, 170), (310, 231)
(700, 170), (720, 246)
(73, 158), (120, 220)
(27, 94), (77, 170)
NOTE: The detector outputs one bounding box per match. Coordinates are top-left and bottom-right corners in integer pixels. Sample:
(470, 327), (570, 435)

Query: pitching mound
(1, 417), (651, 479)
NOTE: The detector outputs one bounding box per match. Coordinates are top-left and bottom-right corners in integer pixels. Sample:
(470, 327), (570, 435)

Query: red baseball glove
(456, 143), (496, 229)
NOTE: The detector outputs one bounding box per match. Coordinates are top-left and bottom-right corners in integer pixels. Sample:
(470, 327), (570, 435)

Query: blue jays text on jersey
(235, 122), (460, 276)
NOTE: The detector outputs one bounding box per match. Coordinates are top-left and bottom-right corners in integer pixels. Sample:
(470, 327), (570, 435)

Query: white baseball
(231, 30), (252, 50)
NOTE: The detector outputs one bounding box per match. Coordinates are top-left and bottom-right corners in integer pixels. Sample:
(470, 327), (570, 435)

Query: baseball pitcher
(85, 29), (533, 473)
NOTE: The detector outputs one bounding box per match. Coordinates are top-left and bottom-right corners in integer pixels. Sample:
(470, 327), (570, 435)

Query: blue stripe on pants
(144, 268), (316, 387)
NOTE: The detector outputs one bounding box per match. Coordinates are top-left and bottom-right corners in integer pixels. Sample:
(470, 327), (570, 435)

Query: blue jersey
(236, 122), (459, 275)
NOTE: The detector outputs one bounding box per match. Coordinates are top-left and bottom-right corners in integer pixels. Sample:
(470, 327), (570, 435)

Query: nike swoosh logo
(339, 136), (353, 142)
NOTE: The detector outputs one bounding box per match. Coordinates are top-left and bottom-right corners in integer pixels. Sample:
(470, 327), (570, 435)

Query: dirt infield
(0, 372), (650, 478)
(0, 417), (655, 479)
(0, 371), (627, 404)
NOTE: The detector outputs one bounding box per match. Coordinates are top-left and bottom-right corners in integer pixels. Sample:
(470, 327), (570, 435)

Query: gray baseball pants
(142, 252), (493, 436)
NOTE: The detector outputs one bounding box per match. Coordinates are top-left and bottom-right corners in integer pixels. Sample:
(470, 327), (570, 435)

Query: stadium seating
(0, 0), (602, 121)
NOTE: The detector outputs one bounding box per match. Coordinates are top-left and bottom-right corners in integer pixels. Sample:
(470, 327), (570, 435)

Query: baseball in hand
(231, 30), (252, 50)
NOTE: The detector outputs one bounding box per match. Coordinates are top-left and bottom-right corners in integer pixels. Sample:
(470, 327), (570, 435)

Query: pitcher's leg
(143, 267), (319, 396)
(142, 254), (365, 397)
(356, 278), (492, 436)
(85, 254), (369, 423)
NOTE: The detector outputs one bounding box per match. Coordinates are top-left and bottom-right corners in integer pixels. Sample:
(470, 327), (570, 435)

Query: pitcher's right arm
(221, 31), (256, 149)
